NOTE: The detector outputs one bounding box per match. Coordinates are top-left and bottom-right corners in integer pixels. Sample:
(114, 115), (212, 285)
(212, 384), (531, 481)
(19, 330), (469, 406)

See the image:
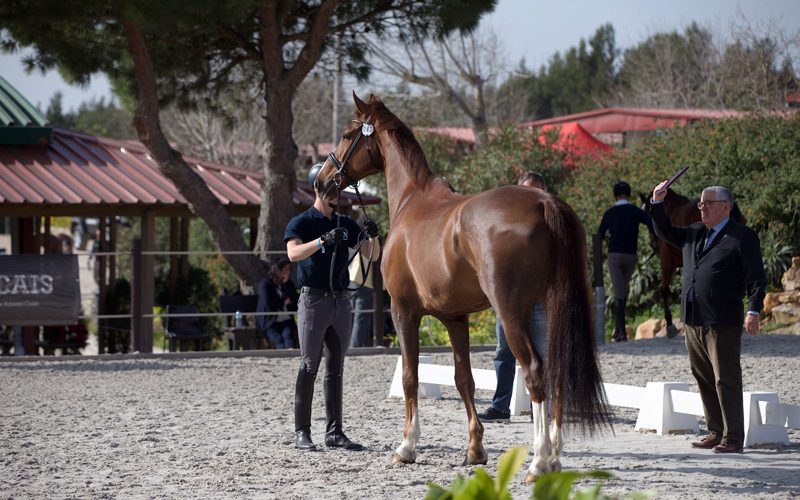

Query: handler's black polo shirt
(284, 207), (363, 291)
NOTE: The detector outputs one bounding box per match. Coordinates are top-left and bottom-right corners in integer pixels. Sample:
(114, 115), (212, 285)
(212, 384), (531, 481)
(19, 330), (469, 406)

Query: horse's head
(315, 93), (387, 196)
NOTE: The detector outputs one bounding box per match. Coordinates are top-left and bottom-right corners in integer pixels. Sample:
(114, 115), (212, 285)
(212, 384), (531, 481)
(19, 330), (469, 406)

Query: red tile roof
(519, 107), (747, 134)
(415, 127), (477, 144)
(0, 128), (379, 216)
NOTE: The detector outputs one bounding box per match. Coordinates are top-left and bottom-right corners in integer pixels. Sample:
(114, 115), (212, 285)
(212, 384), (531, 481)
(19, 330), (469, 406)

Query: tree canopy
(1, 0), (497, 285)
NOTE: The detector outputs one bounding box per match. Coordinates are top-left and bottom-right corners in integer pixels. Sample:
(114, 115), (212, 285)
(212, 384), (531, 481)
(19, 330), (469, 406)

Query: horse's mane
(664, 188), (690, 205)
(371, 101), (434, 188)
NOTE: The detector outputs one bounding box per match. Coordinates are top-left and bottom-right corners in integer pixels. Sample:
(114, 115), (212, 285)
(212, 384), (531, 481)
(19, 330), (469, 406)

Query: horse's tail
(542, 197), (612, 434)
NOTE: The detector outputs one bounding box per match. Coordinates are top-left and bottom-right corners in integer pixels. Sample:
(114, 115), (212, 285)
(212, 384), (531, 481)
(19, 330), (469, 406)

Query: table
(223, 326), (260, 350)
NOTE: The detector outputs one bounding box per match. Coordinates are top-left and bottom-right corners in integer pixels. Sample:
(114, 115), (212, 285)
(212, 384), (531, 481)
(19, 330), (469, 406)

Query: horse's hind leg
(660, 253), (679, 338)
(498, 313), (551, 482)
(548, 400), (563, 472)
(441, 315), (487, 465)
(391, 307), (422, 464)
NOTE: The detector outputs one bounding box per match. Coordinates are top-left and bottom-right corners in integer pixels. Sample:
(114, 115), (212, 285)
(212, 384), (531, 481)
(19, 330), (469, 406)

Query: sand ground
(1, 334), (798, 499)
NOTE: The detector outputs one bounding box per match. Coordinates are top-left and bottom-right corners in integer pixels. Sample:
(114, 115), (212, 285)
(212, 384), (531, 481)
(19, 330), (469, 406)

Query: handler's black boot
(324, 373), (363, 450)
(294, 368), (317, 451)
(614, 298), (628, 342)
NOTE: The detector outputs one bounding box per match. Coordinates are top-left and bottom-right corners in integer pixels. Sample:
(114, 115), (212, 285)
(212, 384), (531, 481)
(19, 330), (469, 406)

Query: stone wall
(764, 256), (800, 334)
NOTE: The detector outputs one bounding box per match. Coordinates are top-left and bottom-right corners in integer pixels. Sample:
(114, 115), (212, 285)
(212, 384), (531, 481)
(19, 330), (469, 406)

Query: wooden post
(97, 218), (108, 354)
(179, 217), (190, 280)
(249, 217), (257, 250)
(34, 216), (42, 255)
(372, 257), (384, 347)
(109, 219), (117, 284)
(169, 217), (179, 303)
(131, 239), (143, 352)
(43, 216), (51, 253)
(140, 211), (155, 353)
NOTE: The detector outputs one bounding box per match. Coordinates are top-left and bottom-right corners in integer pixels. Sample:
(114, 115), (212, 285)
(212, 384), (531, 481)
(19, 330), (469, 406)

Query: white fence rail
(388, 356), (799, 448)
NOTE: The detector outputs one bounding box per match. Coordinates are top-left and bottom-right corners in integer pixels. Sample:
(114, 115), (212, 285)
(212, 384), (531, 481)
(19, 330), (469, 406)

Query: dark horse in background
(641, 188), (746, 336)
(318, 94), (610, 483)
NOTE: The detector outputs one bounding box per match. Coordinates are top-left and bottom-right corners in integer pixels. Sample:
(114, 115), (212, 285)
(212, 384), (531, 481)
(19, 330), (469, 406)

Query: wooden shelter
(0, 76), (378, 354)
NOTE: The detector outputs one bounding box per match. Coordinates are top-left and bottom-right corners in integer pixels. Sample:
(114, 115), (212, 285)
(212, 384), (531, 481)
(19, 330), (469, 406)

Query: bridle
(324, 119), (383, 299)
(326, 119), (382, 191)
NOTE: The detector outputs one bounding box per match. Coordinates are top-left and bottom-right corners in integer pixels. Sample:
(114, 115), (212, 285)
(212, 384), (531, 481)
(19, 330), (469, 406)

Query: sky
(0, 0), (798, 113)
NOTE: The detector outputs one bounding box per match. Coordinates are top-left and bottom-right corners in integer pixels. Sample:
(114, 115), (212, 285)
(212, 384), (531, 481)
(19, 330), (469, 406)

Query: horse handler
(285, 165), (380, 451)
(650, 182), (765, 453)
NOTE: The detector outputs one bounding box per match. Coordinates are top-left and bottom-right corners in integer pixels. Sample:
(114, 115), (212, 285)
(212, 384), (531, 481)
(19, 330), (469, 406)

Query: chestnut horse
(318, 94), (610, 482)
(641, 188), (745, 336)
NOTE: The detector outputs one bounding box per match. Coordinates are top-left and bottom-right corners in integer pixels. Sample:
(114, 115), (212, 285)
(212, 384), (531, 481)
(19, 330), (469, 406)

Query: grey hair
(702, 186), (733, 203)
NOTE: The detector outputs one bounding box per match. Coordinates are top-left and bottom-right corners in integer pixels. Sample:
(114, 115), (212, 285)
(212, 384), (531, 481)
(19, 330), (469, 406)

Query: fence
(91, 242), (386, 353)
(389, 356), (800, 448)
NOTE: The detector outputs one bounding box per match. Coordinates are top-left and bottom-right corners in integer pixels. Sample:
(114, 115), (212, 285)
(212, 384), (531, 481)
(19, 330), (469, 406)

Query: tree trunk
(122, 19), (266, 287)
(256, 83), (298, 260)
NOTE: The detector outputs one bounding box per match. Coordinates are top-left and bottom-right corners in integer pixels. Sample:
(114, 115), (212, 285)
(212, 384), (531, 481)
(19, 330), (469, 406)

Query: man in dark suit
(650, 182), (765, 454)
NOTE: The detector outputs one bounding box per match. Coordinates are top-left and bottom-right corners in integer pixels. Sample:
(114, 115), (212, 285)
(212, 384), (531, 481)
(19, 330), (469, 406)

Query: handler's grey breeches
(607, 252), (637, 300)
(297, 292), (352, 376)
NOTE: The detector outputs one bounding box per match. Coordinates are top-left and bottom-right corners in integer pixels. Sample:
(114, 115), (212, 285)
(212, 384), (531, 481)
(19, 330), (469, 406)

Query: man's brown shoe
(691, 436), (722, 449)
(712, 443), (743, 454)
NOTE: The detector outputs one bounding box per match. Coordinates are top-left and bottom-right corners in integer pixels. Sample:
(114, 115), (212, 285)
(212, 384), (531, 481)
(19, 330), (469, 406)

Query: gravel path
(2, 333), (799, 499)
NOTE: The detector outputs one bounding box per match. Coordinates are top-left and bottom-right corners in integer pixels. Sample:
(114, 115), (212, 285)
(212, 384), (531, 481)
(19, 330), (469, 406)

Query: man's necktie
(703, 228), (715, 251)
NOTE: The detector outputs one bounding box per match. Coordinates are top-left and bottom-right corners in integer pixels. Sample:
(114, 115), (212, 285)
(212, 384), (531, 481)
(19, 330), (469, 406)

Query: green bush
(425, 446), (654, 500)
(564, 114), (800, 297)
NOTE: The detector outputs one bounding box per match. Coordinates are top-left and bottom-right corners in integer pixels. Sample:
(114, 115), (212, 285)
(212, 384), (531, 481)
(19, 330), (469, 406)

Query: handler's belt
(301, 286), (347, 299)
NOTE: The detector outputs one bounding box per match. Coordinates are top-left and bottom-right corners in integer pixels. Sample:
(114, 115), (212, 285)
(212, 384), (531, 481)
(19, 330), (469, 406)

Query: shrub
(564, 114), (800, 297)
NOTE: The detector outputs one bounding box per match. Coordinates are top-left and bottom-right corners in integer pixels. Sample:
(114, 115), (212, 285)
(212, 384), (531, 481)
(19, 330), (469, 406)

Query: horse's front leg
(441, 315), (487, 465)
(392, 307), (422, 464)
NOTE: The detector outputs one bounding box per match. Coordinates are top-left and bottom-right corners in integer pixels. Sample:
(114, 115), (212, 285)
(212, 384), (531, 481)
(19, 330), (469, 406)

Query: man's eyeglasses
(697, 200), (728, 209)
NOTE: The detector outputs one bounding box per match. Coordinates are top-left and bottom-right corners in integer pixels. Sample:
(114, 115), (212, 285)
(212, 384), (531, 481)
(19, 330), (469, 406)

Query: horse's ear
(353, 92), (368, 115)
(367, 93), (379, 105)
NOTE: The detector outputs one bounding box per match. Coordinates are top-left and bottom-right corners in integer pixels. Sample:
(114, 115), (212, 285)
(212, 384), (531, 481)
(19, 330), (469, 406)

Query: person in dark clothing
(598, 180), (654, 341)
(650, 182), (765, 454)
(285, 166), (381, 452)
(256, 258), (299, 349)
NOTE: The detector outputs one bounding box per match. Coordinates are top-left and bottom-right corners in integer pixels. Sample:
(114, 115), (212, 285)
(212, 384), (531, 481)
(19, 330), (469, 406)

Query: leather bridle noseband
(326, 120), (382, 191)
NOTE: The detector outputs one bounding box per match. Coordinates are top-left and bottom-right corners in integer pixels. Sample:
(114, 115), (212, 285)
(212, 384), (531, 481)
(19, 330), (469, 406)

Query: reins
(325, 120), (382, 300)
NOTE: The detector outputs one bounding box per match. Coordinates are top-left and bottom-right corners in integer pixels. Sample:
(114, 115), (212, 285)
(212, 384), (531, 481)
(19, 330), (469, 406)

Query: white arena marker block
(743, 392), (789, 447)
(388, 355), (442, 399)
(634, 382), (699, 435)
(509, 365), (529, 416)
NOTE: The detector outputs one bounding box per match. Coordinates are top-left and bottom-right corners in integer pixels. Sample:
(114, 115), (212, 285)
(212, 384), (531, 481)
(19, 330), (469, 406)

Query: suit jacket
(650, 203), (766, 327)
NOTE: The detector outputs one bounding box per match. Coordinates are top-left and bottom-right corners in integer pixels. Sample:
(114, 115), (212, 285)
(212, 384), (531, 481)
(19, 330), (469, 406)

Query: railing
(87, 241), (386, 353)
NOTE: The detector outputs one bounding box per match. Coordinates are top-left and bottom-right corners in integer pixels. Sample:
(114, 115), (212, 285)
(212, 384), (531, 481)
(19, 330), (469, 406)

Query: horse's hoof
(549, 459), (562, 472)
(464, 450), (488, 466)
(391, 452), (416, 464)
(525, 465), (548, 484)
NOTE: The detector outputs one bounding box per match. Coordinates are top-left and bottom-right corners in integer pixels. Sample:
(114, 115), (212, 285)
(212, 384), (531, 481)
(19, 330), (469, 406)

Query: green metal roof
(0, 75), (52, 145)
